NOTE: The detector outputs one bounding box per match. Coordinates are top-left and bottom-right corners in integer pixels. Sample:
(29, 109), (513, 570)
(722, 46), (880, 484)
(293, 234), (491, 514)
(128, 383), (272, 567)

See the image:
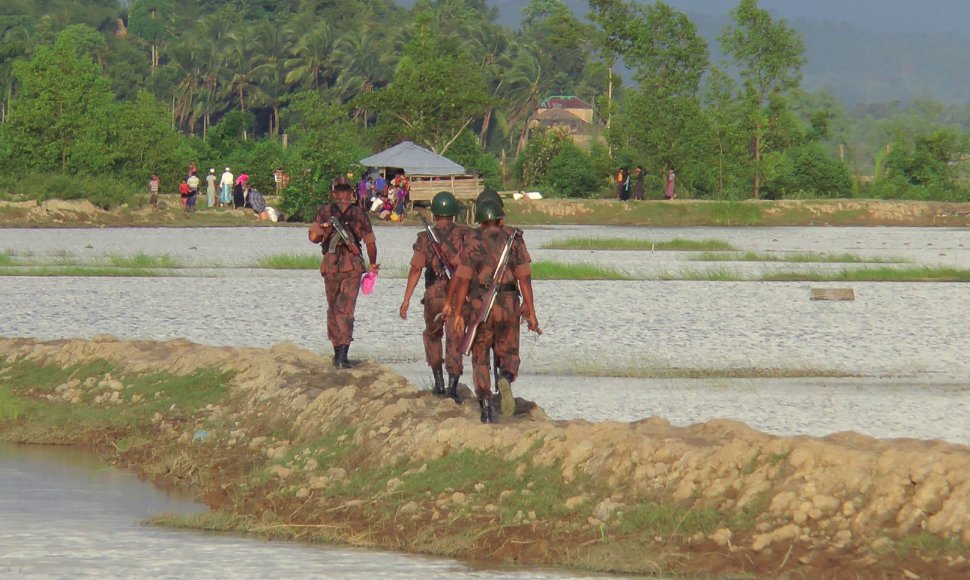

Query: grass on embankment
(0, 251), (189, 277)
(542, 237), (737, 251)
(692, 251), (906, 263)
(0, 355), (761, 576)
(763, 266), (970, 282)
(566, 364), (857, 379)
(0, 356), (231, 441)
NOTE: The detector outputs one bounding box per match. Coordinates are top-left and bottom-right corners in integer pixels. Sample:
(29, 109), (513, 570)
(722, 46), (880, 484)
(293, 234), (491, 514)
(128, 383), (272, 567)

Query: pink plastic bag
(361, 270), (377, 295)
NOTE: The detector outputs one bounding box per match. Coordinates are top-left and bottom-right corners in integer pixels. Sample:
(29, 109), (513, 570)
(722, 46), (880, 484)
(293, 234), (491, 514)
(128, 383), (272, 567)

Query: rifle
(418, 214), (453, 280)
(459, 229), (519, 356)
(329, 215), (368, 271)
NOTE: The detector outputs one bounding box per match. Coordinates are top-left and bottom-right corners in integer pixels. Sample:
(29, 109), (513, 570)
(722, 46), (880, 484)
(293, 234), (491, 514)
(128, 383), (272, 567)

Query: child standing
(148, 174), (160, 211)
(179, 178), (190, 211)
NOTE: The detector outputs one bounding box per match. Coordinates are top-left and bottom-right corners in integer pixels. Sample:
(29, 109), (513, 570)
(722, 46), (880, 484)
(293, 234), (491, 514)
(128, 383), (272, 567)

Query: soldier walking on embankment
(448, 200), (540, 423)
(308, 183), (380, 368)
(399, 191), (470, 401)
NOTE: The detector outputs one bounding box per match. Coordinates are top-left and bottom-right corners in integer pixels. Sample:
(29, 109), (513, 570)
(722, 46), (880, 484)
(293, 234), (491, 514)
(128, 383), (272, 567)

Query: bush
(761, 144), (852, 199)
(545, 142), (603, 198)
(445, 131), (501, 191)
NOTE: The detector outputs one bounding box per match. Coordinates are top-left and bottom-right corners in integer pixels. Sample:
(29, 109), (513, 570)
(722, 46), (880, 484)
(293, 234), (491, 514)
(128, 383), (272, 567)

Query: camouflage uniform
(455, 226), (532, 400)
(409, 221), (470, 376)
(309, 202), (376, 347)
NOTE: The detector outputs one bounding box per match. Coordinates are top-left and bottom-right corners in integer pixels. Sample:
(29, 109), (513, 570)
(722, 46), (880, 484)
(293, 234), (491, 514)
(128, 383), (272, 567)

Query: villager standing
(186, 170), (201, 212)
(399, 191), (469, 400)
(616, 166), (631, 201)
(147, 174), (159, 211)
(219, 167), (234, 207)
(664, 169), (677, 200)
(632, 166), (645, 200)
(205, 168), (217, 208)
(449, 201), (540, 423)
(308, 183), (379, 368)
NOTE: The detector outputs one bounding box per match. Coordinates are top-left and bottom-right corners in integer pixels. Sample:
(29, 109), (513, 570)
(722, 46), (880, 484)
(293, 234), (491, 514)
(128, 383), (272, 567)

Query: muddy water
(0, 443), (609, 578)
(0, 225), (968, 574)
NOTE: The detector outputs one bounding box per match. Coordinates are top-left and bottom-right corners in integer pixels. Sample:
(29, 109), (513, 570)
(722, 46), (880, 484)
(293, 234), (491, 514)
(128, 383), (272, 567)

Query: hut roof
(359, 141), (465, 176)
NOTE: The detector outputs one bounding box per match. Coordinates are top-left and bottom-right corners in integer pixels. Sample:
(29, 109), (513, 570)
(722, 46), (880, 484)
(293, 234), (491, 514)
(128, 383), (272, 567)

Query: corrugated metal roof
(359, 142), (466, 176)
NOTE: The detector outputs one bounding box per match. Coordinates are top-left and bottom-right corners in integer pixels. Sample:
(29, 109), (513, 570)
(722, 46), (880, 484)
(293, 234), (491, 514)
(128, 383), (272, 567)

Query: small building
(534, 95), (594, 125)
(528, 95), (598, 149)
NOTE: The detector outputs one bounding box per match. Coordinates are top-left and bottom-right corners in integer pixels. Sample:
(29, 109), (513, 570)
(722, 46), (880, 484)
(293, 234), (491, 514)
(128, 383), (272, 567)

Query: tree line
(0, 0), (967, 220)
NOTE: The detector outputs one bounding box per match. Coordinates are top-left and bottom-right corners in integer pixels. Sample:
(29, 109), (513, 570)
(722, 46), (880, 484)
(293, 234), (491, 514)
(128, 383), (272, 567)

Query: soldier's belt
(478, 282), (518, 293)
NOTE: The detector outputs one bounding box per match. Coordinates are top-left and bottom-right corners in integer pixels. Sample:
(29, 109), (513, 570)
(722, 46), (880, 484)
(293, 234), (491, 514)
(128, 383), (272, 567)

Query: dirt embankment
(1, 337), (968, 578)
(4, 198), (970, 228)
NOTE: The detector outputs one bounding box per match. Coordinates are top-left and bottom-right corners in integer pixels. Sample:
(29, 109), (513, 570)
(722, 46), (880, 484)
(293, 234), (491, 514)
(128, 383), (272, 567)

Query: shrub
(546, 142), (603, 198)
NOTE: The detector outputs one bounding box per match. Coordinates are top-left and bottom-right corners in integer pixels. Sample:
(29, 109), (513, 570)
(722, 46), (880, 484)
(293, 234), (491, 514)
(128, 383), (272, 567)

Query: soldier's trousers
(470, 291), (521, 399)
(324, 271), (361, 346)
(422, 281), (463, 375)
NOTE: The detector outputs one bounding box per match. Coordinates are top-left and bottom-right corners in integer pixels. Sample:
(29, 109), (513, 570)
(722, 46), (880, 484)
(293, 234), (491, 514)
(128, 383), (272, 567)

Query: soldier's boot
(332, 345), (342, 368)
(431, 367), (445, 396)
(336, 345), (353, 369)
(478, 397), (494, 424)
(497, 371), (515, 418)
(446, 374), (461, 403)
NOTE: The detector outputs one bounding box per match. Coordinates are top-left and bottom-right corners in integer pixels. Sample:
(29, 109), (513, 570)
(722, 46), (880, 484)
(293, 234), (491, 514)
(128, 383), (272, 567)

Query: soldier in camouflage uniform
(449, 201), (540, 423)
(399, 191), (469, 401)
(308, 183), (379, 368)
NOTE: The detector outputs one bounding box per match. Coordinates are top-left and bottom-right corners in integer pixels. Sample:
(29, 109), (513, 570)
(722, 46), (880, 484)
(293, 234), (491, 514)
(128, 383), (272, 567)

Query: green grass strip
(542, 237), (736, 251)
(693, 251), (906, 263)
(531, 260), (632, 280)
(0, 266), (185, 277)
(255, 253), (321, 269)
(567, 365), (857, 379)
(108, 253), (181, 268)
(763, 266), (970, 282)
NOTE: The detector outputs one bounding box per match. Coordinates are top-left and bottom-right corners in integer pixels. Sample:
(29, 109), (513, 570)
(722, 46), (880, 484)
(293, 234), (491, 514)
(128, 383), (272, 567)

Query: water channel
(1, 225), (968, 575)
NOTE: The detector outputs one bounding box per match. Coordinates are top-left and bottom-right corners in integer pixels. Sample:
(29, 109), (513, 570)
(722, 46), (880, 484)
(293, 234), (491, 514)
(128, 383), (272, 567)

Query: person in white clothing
(219, 167), (234, 207)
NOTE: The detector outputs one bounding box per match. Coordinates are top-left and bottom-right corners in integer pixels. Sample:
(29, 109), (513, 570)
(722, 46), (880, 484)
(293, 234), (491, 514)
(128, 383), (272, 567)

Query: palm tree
(284, 21), (334, 92)
(500, 41), (548, 156)
(330, 29), (397, 124)
(252, 21), (295, 137)
(168, 40), (204, 133)
(464, 26), (513, 147)
(1, 24), (34, 123)
(223, 28), (266, 139)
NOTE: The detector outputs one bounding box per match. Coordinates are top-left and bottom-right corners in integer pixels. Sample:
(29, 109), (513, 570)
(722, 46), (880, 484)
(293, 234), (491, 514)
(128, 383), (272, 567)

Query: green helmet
(430, 191), (459, 217)
(476, 188), (504, 208)
(475, 200), (505, 223)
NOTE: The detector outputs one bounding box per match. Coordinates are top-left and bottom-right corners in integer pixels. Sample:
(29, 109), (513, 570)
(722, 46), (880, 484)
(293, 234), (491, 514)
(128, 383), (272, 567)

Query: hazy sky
(486, 0), (970, 35)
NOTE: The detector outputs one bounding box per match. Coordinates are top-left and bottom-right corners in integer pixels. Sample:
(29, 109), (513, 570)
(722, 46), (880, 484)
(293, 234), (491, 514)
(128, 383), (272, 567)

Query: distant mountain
(395, 0), (970, 104)
(489, 0), (970, 35)
(487, 0), (970, 105)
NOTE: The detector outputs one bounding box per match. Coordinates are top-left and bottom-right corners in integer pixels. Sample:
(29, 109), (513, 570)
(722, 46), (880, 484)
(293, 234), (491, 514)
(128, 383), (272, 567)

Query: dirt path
(4, 198), (970, 227)
(1, 337), (966, 578)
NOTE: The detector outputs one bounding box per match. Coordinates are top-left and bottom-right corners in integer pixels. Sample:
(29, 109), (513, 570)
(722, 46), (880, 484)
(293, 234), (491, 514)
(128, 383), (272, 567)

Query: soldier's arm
(513, 235), (540, 334)
(308, 211), (330, 244)
(516, 266), (540, 334)
(400, 241), (426, 320)
(363, 232), (378, 269)
(357, 212), (379, 269)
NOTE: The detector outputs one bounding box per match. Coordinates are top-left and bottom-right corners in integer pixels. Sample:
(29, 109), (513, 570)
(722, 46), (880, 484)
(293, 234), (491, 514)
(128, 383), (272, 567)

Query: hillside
(480, 0), (970, 105)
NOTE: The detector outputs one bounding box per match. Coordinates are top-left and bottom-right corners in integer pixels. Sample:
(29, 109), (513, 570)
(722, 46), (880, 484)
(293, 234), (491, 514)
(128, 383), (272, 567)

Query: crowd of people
(149, 163), (279, 221)
(309, 186), (541, 424)
(348, 169), (411, 221)
(616, 166), (676, 201)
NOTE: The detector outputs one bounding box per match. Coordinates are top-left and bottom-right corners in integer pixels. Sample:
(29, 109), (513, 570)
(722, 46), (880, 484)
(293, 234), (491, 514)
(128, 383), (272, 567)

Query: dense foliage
(0, 0), (969, 211)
